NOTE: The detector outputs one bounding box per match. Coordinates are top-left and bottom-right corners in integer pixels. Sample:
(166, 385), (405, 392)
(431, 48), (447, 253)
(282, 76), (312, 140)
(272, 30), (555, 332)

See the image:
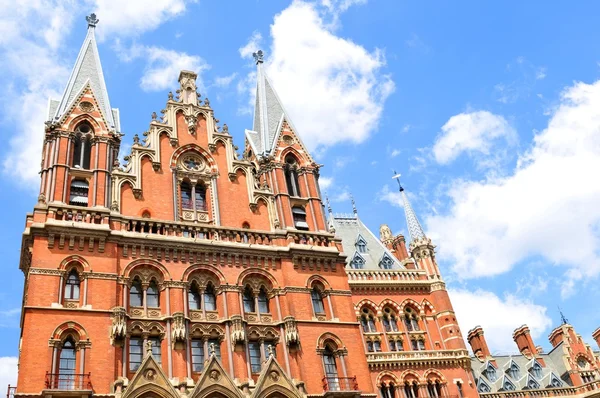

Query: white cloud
(378, 184), (403, 208)
(0, 0), (195, 189)
(332, 190), (350, 203)
(0, 357), (17, 390)
(140, 46), (209, 92)
(427, 80), (600, 296)
(451, 288), (552, 354)
(319, 176), (334, 190)
(240, 1), (394, 151)
(92, 0), (194, 40)
(239, 31), (263, 59)
(401, 124), (411, 133)
(433, 110), (516, 165)
(390, 148), (401, 157)
(213, 73), (237, 88)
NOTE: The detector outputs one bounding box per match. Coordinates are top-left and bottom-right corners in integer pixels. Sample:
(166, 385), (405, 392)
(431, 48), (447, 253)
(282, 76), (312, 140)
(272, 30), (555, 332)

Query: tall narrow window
(383, 309), (399, 332)
(457, 382), (464, 398)
(149, 337), (161, 363)
(311, 286), (325, 314)
(69, 179), (89, 206)
(130, 278), (143, 307)
(181, 181), (193, 210)
(243, 286), (255, 313)
(188, 283), (201, 310)
(249, 341), (262, 373)
(72, 124), (92, 169)
(58, 338), (76, 389)
(323, 346), (339, 391)
(129, 338), (143, 371)
(284, 155), (300, 197)
(204, 283), (216, 311)
(195, 183), (207, 211)
(191, 339), (204, 372)
(65, 270), (80, 300)
(258, 287), (269, 313)
(147, 280), (160, 308)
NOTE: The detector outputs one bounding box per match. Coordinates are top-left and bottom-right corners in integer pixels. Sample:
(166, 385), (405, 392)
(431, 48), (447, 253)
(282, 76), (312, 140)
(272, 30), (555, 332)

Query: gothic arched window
(195, 182), (207, 211)
(311, 286), (325, 314)
(146, 280), (160, 308)
(188, 282), (201, 310)
(181, 181), (193, 210)
(404, 307), (420, 331)
(58, 338), (76, 389)
(382, 308), (399, 332)
(65, 270), (80, 300)
(323, 346), (339, 390)
(284, 155), (300, 197)
(69, 179), (89, 206)
(130, 277), (143, 307)
(72, 123), (92, 169)
(243, 286), (255, 313)
(360, 308), (377, 333)
(257, 287), (270, 313)
(204, 283), (216, 311)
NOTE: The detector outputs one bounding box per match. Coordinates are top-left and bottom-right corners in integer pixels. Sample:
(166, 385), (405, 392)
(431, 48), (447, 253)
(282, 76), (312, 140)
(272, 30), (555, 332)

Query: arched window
(195, 182), (207, 211)
(427, 381), (437, 398)
(311, 286), (325, 314)
(382, 308), (399, 332)
(323, 346), (339, 390)
(181, 181), (193, 210)
(379, 255), (394, 270)
(204, 283), (216, 311)
(404, 307), (420, 331)
(257, 287), (269, 313)
(147, 280), (160, 308)
(284, 155), (300, 197)
(381, 383), (396, 398)
(350, 253), (365, 269)
(130, 278), (143, 307)
(188, 282), (201, 310)
(405, 382), (419, 398)
(64, 270), (80, 300)
(72, 124), (92, 169)
(457, 381), (464, 398)
(360, 308), (377, 333)
(243, 286), (255, 313)
(69, 179), (89, 206)
(58, 338), (76, 389)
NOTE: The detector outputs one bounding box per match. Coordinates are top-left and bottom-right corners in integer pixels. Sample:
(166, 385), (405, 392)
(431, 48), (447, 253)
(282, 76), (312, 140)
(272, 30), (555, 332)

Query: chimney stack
(592, 327), (600, 349)
(468, 326), (491, 359)
(513, 325), (537, 358)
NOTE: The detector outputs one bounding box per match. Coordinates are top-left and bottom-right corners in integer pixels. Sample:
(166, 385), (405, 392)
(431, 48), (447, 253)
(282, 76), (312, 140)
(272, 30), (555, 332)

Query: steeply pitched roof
(50, 20), (118, 130)
(330, 213), (405, 270)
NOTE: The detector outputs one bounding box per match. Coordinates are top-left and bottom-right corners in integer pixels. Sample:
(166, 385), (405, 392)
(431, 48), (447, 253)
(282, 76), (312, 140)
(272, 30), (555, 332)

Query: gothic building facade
(12, 15), (477, 398)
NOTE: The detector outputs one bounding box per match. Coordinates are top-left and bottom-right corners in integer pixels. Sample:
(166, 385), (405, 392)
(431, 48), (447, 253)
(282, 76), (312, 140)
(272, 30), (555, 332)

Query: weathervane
(325, 193), (332, 214)
(253, 50), (264, 64)
(558, 306), (569, 325)
(86, 13), (99, 29)
(392, 170), (403, 192)
(351, 194), (357, 215)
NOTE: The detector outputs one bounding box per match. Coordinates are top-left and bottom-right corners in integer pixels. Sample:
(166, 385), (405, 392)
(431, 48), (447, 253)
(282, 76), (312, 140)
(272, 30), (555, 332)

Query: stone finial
(145, 340), (153, 357)
(86, 13), (99, 29)
(178, 70), (198, 106)
(253, 50), (264, 64)
(209, 342), (216, 356)
(151, 111), (157, 120)
(267, 344), (274, 358)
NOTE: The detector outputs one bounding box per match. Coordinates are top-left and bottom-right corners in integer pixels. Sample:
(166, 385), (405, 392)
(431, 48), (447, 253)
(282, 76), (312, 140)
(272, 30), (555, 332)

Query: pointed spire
(351, 194), (358, 216)
(325, 193), (333, 214)
(52, 13), (117, 130)
(245, 50), (308, 158)
(392, 171), (426, 243)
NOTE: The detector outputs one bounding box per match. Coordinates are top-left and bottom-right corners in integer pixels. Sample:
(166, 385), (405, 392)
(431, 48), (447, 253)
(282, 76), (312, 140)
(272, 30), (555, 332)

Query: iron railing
(44, 373), (92, 390)
(322, 376), (359, 392)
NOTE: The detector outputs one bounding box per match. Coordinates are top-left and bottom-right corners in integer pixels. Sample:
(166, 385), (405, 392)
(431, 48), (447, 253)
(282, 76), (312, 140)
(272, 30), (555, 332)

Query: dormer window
(379, 254), (394, 269)
(350, 253), (365, 269)
(502, 377), (516, 391)
(478, 380), (491, 393)
(292, 206), (309, 230)
(526, 377), (540, 390)
(356, 235), (367, 253)
(531, 362), (543, 378)
(485, 363), (498, 382)
(507, 361), (520, 379)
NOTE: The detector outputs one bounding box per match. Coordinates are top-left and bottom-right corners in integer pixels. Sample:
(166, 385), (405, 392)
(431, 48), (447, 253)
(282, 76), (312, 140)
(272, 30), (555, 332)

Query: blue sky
(2, 0), (600, 385)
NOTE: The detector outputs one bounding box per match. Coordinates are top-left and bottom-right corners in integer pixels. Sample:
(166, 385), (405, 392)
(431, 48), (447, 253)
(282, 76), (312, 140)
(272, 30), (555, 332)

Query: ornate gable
(122, 353), (179, 398)
(189, 354), (243, 398)
(253, 356), (304, 398)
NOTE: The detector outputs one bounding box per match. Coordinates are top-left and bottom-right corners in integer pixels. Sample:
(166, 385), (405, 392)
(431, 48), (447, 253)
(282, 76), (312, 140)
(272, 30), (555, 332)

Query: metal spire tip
(86, 13), (99, 29)
(392, 170), (403, 192)
(253, 50), (264, 64)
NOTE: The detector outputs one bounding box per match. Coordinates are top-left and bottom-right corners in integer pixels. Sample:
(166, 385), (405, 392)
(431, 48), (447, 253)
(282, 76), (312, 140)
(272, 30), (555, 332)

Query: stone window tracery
(64, 270), (80, 301)
(361, 307), (377, 333)
(175, 149), (214, 223)
(72, 123), (92, 170)
(57, 337), (77, 389)
(404, 307), (420, 331)
(284, 155), (300, 197)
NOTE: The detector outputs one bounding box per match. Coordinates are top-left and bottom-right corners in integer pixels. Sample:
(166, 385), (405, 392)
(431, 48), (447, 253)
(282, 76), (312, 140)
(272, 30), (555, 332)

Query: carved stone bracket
(230, 315), (245, 345)
(132, 188), (143, 200)
(283, 316), (300, 347)
(110, 306), (127, 344)
(208, 143), (216, 153)
(171, 312), (186, 344)
(152, 162), (161, 171)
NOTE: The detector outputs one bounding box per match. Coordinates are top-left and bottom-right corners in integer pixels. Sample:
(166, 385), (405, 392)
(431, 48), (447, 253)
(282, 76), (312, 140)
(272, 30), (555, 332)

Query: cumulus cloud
(451, 288), (552, 354)
(0, 0), (195, 190)
(0, 357), (17, 390)
(240, 1), (394, 151)
(239, 31), (263, 59)
(427, 80), (600, 296)
(140, 47), (208, 92)
(213, 73), (237, 88)
(319, 176), (334, 190)
(433, 110), (516, 165)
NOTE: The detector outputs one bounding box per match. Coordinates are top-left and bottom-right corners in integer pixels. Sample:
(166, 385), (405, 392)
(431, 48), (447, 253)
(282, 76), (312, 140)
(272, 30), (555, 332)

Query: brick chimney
(549, 325), (566, 348)
(468, 326), (491, 359)
(592, 327), (600, 349)
(379, 224), (411, 264)
(513, 325), (537, 358)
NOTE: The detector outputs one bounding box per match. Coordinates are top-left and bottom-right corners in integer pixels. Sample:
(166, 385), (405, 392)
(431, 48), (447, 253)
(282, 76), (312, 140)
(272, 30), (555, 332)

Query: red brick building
(12, 15), (478, 398)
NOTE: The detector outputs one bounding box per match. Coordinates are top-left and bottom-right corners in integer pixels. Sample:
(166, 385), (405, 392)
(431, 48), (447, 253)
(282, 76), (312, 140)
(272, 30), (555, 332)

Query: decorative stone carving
(186, 114), (197, 135)
(230, 315), (245, 344)
(171, 312), (186, 343)
(37, 193), (47, 205)
(283, 316), (300, 346)
(110, 307), (126, 343)
(79, 101), (94, 112)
